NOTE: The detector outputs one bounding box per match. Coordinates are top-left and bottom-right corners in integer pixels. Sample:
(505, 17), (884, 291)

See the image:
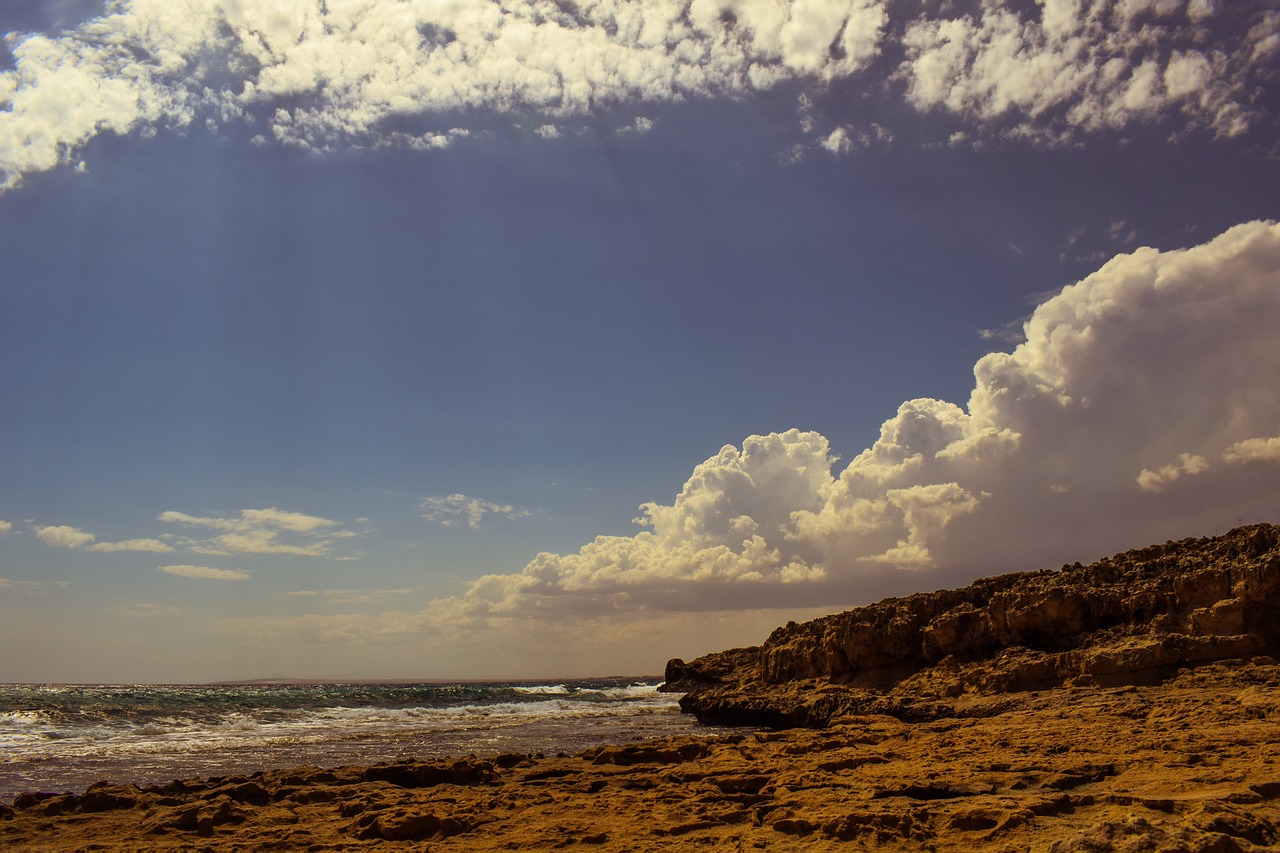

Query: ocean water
(0, 679), (714, 801)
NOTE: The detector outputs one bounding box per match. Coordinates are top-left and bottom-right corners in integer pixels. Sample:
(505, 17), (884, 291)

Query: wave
(510, 682), (659, 699)
(0, 680), (680, 770)
(0, 710), (49, 727)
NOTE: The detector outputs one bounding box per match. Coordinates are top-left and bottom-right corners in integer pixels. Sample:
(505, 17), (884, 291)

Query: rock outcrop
(664, 523), (1280, 727)
(5, 524), (1280, 851)
(6, 660), (1280, 851)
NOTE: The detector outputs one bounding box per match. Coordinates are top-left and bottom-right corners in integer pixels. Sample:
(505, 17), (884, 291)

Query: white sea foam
(594, 684), (662, 699)
(0, 680), (706, 800)
(0, 710), (48, 726)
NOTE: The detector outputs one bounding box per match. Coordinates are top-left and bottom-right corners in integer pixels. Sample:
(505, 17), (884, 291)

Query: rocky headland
(3, 524), (1279, 851)
(664, 523), (1280, 729)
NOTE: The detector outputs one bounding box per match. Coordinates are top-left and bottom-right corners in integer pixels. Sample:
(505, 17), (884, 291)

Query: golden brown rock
(2, 660), (1278, 850)
(4, 524), (1279, 850)
(667, 524), (1280, 727)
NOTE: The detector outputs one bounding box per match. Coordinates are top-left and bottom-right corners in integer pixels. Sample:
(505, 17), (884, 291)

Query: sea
(0, 678), (723, 802)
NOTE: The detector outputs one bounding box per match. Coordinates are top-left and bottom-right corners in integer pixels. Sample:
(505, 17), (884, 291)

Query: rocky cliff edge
(663, 523), (1280, 727)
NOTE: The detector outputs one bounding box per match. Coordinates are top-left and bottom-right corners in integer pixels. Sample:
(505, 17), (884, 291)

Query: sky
(0, 0), (1278, 683)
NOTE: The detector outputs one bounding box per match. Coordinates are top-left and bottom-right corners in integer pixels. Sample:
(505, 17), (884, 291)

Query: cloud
(420, 494), (534, 529)
(979, 317), (1028, 344)
(0, 519), (11, 533)
(613, 115), (656, 135)
(0, 577), (51, 593)
(2, 1), (1275, 187)
(819, 126), (855, 155)
(288, 588), (418, 605)
(34, 524), (95, 548)
(1224, 435), (1280, 465)
(158, 564), (251, 581)
(897, 1), (1272, 142)
(818, 122), (892, 155)
(86, 538), (175, 553)
(159, 507), (351, 556)
(409, 219), (1280, 626)
(69, 221), (1273, 675)
(1109, 220), (1137, 244)
(1136, 453), (1210, 492)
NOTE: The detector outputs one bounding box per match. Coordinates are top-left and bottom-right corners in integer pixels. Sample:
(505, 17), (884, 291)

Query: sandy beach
(3, 658), (1278, 851)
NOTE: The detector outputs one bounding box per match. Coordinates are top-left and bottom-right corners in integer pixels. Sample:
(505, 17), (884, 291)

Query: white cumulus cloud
(35, 524), (95, 548)
(412, 219), (1280, 626)
(155, 220), (1280, 674)
(897, 0), (1271, 142)
(1136, 453), (1210, 492)
(819, 125), (854, 155)
(1, 0), (1275, 188)
(1224, 435), (1280, 465)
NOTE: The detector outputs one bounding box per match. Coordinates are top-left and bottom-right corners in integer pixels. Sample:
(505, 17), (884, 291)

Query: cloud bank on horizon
(2, 1), (1279, 681)
(419, 219), (1280, 627)
(7, 221), (1275, 673)
(1, 0), (1278, 189)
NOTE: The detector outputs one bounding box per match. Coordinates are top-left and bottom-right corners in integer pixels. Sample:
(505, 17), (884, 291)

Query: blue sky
(1, 0), (1278, 682)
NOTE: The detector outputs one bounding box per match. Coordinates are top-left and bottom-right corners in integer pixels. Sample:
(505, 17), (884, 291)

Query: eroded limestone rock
(668, 524), (1280, 726)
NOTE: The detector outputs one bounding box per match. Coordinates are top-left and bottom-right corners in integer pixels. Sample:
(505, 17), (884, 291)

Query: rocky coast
(3, 525), (1279, 851)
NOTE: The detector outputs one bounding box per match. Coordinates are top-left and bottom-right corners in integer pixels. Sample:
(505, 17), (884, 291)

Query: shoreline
(7, 528), (1278, 849)
(4, 660), (1278, 851)
(0, 688), (705, 804)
